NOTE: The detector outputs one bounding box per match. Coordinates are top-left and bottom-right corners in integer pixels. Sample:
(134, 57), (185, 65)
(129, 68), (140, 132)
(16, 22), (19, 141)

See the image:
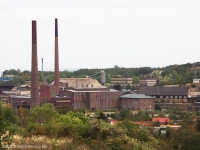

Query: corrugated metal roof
(120, 94), (154, 99)
(139, 86), (189, 96)
(68, 89), (118, 92)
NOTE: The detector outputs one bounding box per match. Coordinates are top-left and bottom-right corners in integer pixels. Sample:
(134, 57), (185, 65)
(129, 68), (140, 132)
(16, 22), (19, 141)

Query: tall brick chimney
(54, 18), (59, 95)
(30, 20), (39, 109)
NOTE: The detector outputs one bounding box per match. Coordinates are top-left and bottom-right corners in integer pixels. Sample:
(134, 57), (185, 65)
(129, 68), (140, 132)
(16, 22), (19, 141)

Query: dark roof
(121, 89), (133, 95)
(139, 86), (189, 96)
(120, 94), (154, 99)
(139, 77), (159, 80)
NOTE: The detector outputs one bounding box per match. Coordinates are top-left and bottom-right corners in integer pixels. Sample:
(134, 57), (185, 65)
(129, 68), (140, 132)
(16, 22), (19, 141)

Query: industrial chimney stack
(30, 20), (39, 109)
(54, 18), (59, 95)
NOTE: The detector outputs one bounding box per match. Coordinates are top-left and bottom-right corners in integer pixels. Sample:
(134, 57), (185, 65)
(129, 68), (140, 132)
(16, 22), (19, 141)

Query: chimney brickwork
(54, 18), (60, 95)
(30, 20), (39, 109)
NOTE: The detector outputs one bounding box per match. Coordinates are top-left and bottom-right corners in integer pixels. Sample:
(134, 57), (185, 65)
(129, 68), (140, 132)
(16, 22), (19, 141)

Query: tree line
(2, 62), (200, 86)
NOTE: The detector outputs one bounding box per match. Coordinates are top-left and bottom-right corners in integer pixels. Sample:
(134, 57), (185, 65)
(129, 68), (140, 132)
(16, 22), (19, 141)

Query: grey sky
(1, 0), (200, 71)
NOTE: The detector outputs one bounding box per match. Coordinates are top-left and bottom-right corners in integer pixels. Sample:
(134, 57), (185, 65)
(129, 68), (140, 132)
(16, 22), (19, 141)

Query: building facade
(139, 86), (190, 103)
(120, 94), (155, 110)
(139, 77), (159, 86)
(110, 77), (133, 87)
(62, 87), (121, 110)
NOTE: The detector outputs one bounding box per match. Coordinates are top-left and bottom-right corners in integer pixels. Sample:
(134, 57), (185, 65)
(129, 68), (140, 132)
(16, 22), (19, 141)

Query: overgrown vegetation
(1, 103), (200, 149)
(0, 102), (17, 148)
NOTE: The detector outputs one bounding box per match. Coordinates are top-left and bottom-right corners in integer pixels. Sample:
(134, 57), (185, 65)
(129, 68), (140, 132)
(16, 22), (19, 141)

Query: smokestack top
(55, 18), (58, 37)
(32, 20), (37, 44)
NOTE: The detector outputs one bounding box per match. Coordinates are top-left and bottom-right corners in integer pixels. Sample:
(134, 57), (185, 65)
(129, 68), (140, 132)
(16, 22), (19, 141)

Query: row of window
(153, 96), (187, 98)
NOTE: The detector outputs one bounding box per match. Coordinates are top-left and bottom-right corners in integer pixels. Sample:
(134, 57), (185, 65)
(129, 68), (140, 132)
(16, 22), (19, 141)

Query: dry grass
(5, 135), (89, 150)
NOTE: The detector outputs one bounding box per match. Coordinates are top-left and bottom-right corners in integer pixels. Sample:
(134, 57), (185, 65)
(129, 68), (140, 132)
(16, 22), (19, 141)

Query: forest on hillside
(1, 62), (200, 86)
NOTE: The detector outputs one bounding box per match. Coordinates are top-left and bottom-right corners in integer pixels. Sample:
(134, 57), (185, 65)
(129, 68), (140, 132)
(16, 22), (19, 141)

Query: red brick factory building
(9, 18), (153, 111)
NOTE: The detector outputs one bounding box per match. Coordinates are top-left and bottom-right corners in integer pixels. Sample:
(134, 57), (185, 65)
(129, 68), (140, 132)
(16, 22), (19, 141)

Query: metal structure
(101, 70), (106, 86)
(88, 70), (106, 86)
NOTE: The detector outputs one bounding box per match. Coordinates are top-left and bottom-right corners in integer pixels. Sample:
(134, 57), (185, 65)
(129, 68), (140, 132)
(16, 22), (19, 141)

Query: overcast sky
(1, 0), (200, 71)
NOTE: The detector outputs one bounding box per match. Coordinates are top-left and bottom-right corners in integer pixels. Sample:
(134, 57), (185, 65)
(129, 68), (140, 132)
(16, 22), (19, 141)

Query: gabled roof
(120, 93), (154, 99)
(139, 86), (189, 96)
(152, 117), (170, 123)
(52, 78), (101, 88)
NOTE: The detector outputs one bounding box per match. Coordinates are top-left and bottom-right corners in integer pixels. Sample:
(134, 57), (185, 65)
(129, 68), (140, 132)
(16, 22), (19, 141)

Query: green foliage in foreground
(169, 129), (200, 150)
(21, 104), (169, 149)
(0, 102), (17, 148)
(1, 103), (200, 150)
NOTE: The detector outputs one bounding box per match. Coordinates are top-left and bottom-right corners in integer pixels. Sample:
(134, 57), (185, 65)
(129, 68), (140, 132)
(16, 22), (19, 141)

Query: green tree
(120, 107), (132, 119)
(197, 118), (200, 132)
(155, 103), (162, 111)
(0, 102), (17, 148)
(134, 110), (151, 121)
(57, 105), (71, 114)
(97, 112), (108, 121)
(132, 76), (139, 85)
(114, 65), (120, 69)
(15, 108), (29, 127)
(170, 129), (200, 150)
(117, 120), (150, 142)
(154, 120), (161, 127)
(26, 103), (57, 124)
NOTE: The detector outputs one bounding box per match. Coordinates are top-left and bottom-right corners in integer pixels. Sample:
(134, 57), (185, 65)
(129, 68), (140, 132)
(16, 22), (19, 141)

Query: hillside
(2, 62), (200, 86)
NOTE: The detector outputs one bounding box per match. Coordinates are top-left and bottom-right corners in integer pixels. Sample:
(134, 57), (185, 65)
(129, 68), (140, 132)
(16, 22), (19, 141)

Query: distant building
(52, 78), (102, 88)
(4, 75), (15, 78)
(139, 86), (192, 110)
(139, 86), (189, 103)
(110, 77), (133, 87)
(61, 87), (121, 110)
(139, 77), (159, 86)
(120, 94), (155, 110)
(193, 79), (200, 84)
(121, 89), (133, 95)
(152, 117), (170, 125)
(187, 102), (200, 111)
(0, 76), (12, 82)
(9, 95), (30, 109)
(0, 85), (15, 94)
(51, 97), (71, 109)
(40, 85), (57, 105)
